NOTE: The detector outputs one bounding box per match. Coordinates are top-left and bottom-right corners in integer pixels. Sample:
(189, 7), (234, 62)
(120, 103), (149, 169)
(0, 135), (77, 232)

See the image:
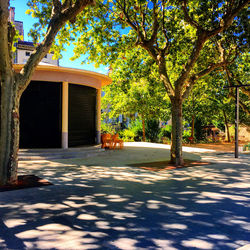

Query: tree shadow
(0, 147), (250, 249)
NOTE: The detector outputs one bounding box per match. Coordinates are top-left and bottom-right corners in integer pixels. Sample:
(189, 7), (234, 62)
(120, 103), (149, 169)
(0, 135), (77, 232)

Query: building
(9, 7), (23, 38)
(8, 8), (111, 149)
(15, 65), (111, 149)
(9, 7), (59, 66)
(14, 40), (59, 66)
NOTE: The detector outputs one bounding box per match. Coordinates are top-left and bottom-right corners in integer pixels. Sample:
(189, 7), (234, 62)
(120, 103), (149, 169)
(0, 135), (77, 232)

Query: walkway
(0, 142), (249, 249)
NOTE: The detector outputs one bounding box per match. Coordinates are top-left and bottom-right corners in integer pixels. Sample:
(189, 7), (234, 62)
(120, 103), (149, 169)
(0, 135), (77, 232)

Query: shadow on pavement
(0, 146), (249, 249)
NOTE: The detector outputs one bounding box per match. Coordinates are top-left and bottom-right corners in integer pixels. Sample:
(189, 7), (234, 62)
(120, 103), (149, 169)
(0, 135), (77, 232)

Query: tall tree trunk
(223, 109), (231, 142)
(191, 115), (195, 139)
(170, 97), (184, 166)
(142, 115), (146, 142)
(0, 74), (20, 185)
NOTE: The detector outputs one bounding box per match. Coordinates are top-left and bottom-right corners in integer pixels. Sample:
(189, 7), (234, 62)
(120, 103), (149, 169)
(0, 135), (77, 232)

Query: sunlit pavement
(0, 142), (250, 250)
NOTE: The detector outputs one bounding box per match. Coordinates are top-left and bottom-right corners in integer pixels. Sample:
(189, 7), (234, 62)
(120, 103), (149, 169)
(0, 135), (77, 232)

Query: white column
(62, 82), (68, 149)
(96, 88), (101, 144)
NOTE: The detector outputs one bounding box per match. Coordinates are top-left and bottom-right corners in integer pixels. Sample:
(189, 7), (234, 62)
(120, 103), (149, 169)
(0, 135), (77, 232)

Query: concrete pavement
(0, 142), (250, 249)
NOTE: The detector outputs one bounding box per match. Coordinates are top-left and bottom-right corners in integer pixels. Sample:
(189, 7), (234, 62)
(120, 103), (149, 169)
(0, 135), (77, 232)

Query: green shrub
(194, 118), (206, 141)
(119, 129), (136, 142)
(159, 125), (172, 141)
(182, 128), (191, 143)
(129, 119), (143, 141)
(145, 119), (160, 142)
(101, 123), (114, 134)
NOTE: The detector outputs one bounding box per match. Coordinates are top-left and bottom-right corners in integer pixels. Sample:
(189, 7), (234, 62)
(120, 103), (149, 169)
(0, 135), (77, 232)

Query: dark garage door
(20, 81), (62, 148)
(69, 84), (96, 147)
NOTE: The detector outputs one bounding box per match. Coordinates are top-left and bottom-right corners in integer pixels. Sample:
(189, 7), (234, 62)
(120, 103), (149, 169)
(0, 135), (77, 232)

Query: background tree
(0, 0), (94, 185)
(102, 48), (170, 141)
(183, 73), (235, 142)
(70, 0), (249, 165)
(224, 52), (250, 116)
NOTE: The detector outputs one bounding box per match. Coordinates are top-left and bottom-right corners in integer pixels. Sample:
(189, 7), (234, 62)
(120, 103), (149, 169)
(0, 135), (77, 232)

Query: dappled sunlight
(110, 238), (138, 250)
(0, 146), (250, 249)
(5, 219), (27, 228)
(162, 223), (188, 230)
(200, 192), (250, 201)
(152, 239), (178, 250)
(181, 239), (214, 249)
(77, 214), (99, 220)
(207, 234), (230, 240)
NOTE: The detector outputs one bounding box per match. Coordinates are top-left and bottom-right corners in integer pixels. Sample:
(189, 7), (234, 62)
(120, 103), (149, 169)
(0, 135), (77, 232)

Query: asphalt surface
(0, 142), (249, 250)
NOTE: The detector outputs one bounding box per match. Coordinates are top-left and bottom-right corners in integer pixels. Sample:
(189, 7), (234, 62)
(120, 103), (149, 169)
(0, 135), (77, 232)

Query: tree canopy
(0, 0), (95, 185)
(27, 0), (249, 165)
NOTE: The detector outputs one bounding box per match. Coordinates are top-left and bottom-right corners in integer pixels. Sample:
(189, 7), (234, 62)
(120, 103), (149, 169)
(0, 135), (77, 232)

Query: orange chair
(101, 134), (113, 149)
(112, 134), (124, 149)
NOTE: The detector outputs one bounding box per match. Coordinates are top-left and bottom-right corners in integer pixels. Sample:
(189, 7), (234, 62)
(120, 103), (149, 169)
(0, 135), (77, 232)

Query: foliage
(159, 125), (172, 140)
(101, 122), (114, 134)
(194, 118), (207, 142)
(119, 129), (136, 142)
(101, 48), (170, 123)
(129, 119), (143, 141)
(28, 0), (249, 165)
(183, 50), (250, 142)
(144, 119), (160, 143)
(183, 129), (192, 144)
(117, 118), (164, 143)
(72, 0), (248, 164)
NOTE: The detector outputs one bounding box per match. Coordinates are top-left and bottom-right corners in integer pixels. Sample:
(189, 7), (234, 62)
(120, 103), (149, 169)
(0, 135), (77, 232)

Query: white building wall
(16, 49), (58, 66)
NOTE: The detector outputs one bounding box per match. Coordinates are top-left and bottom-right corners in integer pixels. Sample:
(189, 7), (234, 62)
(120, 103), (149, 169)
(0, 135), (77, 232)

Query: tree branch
(229, 91), (250, 115)
(176, 30), (207, 93)
(62, 0), (72, 10)
(225, 65), (250, 115)
(225, 65), (250, 98)
(52, 0), (62, 15)
(157, 51), (175, 97)
(207, 0), (250, 39)
(119, 2), (144, 41)
(139, 3), (147, 38)
(181, 0), (201, 30)
(148, 0), (159, 46)
(0, 0), (12, 75)
(161, 0), (170, 53)
(178, 0), (249, 93)
(18, 0), (95, 93)
(182, 56), (236, 100)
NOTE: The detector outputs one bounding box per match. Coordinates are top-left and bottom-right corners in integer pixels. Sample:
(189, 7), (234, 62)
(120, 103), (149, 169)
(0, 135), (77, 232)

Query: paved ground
(0, 142), (250, 250)
(183, 142), (246, 153)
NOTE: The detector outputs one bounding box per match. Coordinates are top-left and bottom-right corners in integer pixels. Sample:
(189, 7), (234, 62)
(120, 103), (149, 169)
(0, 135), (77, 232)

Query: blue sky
(11, 0), (108, 74)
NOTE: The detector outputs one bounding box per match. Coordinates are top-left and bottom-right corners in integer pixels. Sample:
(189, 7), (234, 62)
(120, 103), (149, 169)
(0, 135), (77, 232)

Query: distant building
(14, 40), (59, 66)
(9, 7), (59, 66)
(9, 7), (24, 38)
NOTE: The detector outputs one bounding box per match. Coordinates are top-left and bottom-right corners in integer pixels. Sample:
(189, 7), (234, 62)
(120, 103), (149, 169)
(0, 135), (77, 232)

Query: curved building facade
(14, 65), (111, 149)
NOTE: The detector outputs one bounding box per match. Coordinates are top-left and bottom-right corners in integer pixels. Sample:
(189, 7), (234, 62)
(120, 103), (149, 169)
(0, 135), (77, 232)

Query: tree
(0, 0), (94, 185)
(70, 0), (249, 165)
(102, 48), (170, 141)
(183, 73), (235, 142)
(224, 52), (250, 116)
(183, 55), (250, 143)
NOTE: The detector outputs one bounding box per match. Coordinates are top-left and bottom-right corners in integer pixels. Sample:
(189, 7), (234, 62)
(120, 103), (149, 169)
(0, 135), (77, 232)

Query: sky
(10, 0), (108, 75)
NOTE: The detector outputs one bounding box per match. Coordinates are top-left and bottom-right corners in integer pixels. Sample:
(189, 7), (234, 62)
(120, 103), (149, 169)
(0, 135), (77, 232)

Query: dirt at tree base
(0, 175), (52, 192)
(129, 159), (212, 172)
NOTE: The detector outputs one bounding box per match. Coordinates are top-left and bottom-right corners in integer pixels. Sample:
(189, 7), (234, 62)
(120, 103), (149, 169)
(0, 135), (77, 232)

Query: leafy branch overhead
(64, 0), (249, 98)
(24, 0), (249, 165)
(0, 0), (95, 185)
